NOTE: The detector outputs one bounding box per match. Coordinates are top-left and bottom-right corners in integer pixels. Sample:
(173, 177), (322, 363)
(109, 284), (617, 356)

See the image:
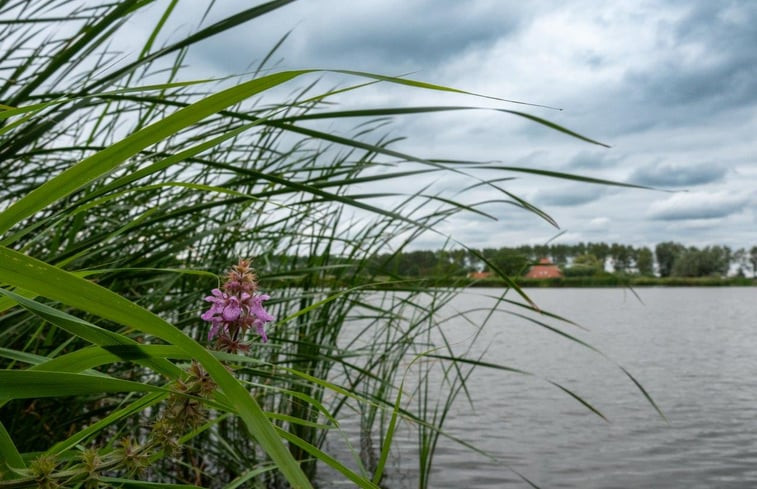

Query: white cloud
(587, 217), (611, 229)
(647, 191), (750, 221)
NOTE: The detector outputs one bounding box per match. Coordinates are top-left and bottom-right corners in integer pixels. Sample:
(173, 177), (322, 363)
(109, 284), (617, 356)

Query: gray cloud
(647, 192), (749, 220)
(561, 151), (623, 171)
(630, 161), (727, 187)
(190, 0), (529, 74)
(301, 4), (521, 70)
(533, 185), (607, 207)
(622, 3), (757, 116)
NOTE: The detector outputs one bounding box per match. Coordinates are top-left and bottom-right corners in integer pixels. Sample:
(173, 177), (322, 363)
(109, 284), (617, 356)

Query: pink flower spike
(205, 288), (225, 303)
(250, 295), (274, 323)
(201, 261), (274, 349)
(207, 321), (223, 341)
(255, 320), (268, 343)
(221, 296), (241, 321)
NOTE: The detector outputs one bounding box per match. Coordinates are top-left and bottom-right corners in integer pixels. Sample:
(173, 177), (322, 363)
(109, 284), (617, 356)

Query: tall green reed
(0, 1), (660, 488)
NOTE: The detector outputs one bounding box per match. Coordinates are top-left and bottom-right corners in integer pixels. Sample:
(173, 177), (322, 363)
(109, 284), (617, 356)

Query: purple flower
(247, 294), (274, 343)
(221, 296), (241, 322)
(201, 290), (234, 339)
(207, 320), (224, 342)
(249, 294), (274, 323)
(200, 261), (274, 348)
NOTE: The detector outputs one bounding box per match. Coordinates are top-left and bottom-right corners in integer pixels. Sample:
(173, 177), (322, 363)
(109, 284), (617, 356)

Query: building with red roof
(525, 258), (563, 279)
(468, 271), (493, 280)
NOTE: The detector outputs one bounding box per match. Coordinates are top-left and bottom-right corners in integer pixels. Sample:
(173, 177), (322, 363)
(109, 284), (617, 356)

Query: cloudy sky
(134, 0), (756, 250)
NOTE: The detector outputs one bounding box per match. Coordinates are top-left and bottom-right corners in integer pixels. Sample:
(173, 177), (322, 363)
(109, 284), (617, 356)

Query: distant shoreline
(479, 276), (756, 288)
(266, 276), (756, 289)
(471, 276), (757, 287)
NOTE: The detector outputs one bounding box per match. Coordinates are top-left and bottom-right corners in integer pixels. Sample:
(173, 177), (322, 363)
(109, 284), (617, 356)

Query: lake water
(319, 287), (757, 488)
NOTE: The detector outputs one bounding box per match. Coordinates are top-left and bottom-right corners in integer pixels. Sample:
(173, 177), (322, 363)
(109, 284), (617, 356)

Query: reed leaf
(0, 370), (163, 400)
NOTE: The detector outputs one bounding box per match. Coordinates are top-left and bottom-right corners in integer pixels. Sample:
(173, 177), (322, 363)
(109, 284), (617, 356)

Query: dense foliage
(366, 242), (755, 279)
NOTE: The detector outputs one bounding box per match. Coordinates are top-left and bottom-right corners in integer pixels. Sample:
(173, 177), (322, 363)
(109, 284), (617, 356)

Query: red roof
(468, 271), (493, 279)
(525, 258), (563, 279)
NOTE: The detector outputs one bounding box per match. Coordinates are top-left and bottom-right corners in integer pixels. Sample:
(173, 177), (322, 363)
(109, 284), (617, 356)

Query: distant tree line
(364, 242), (757, 279)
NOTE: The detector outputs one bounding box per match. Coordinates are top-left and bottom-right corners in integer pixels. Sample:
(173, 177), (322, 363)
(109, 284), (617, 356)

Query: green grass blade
(0, 288), (183, 379)
(472, 165), (658, 189)
(30, 346), (137, 375)
(424, 354), (532, 376)
(276, 427), (380, 489)
(222, 465), (278, 489)
(0, 99), (68, 121)
(548, 380), (608, 422)
(619, 365), (668, 422)
(0, 421), (25, 471)
(0, 347), (48, 367)
(47, 392), (167, 455)
(138, 0), (178, 60)
(372, 370), (403, 484)
(0, 370), (163, 400)
(98, 478), (203, 489)
(331, 70), (560, 109)
(275, 105), (605, 146)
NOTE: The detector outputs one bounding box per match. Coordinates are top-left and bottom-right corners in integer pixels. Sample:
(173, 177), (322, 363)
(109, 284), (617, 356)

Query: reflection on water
(319, 287), (757, 488)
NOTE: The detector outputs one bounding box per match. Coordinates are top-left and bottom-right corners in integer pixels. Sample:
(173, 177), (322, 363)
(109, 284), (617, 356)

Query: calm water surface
(321, 287), (757, 488)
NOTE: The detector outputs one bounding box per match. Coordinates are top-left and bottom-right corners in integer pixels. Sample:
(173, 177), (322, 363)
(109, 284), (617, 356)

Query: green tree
(671, 248), (701, 277)
(565, 253), (603, 276)
(516, 244), (536, 261)
(433, 249), (471, 276)
(401, 250), (438, 276)
(532, 244), (549, 261)
(704, 245), (731, 276)
(671, 245), (731, 277)
(483, 247), (530, 276)
(610, 243), (633, 273)
(655, 241), (685, 277)
(733, 248), (746, 276)
(549, 244), (571, 266)
(636, 247), (654, 276)
(572, 242), (588, 257)
(587, 242), (610, 270)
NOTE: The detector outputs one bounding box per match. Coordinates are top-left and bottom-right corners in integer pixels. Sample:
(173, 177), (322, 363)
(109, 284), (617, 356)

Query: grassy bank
(275, 275), (757, 290)
(488, 275), (754, 288)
